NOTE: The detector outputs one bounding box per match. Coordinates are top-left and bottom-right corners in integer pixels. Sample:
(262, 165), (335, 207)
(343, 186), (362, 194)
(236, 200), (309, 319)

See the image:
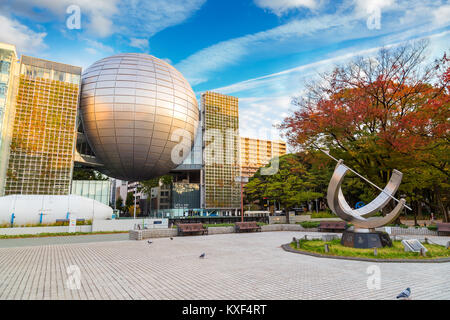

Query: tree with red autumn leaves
(280, 41), (450, 223)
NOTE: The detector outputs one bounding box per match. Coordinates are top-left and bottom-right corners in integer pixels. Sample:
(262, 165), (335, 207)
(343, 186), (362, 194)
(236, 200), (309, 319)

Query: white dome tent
(0, 195), (113, 225)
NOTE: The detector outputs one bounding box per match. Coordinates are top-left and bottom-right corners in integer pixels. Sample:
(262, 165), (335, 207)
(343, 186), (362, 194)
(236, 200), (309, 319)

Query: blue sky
(1, 0), (449, 143)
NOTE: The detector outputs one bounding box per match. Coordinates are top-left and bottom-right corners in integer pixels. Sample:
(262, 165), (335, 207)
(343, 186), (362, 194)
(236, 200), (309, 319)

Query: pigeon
(199, 253), (206, 259)
(396, 288), (411, 299)
(147, 240), (153, 244)
(170, 237), (173, 240)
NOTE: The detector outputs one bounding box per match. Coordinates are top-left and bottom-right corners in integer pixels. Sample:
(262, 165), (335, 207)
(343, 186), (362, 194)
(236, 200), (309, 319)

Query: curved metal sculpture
(327, 160), (406, 231)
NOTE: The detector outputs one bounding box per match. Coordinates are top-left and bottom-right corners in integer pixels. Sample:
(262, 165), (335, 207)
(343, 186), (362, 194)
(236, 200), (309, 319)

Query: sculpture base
(341, 231), (392, 248)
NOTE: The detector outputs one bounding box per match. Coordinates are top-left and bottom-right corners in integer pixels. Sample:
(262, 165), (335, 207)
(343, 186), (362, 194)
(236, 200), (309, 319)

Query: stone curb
(281, 243), (450, 263)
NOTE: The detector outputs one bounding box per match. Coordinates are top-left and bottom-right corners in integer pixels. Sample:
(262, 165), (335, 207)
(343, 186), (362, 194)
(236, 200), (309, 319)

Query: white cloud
(254, 0), (318, 15)
(84, 39), (114, 53)
(129, 38), (149, 50)
(161, 58), (173, 65)
(117, 0), (206, 37)
(238, 96), (290, 140)
(353, 0), (395, 13)
(220, 29), (450, 142)
(0, 14), (47, 54)
(83, 39), (114, 58)
(176, 12), (356, 85)
(177, 0), (449, 86)
(2, 0), (206, 38)
(433, 5), (450, 26)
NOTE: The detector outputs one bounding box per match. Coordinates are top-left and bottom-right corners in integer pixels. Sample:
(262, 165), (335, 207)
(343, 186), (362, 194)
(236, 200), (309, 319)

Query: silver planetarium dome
(80, 53), (199, 181)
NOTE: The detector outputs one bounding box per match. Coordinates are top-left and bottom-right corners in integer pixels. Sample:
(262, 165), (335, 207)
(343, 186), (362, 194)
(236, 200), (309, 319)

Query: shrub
(298, 221), (321, 228)
(310, 211), (336, 219)
(427, 225), (438, 231)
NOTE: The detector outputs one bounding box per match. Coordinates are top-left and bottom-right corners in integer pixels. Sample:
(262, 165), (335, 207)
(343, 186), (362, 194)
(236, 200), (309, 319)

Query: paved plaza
(0, 231), (449, 300)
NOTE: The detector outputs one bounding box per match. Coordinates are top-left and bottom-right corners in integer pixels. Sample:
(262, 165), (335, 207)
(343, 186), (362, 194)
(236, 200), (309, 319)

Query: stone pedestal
(341, 231), (392, 248)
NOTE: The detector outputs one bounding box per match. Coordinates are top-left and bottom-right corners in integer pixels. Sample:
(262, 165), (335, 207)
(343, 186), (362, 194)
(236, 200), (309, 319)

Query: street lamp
(235, 176), (249, 222)
(133, 183), (137, 220)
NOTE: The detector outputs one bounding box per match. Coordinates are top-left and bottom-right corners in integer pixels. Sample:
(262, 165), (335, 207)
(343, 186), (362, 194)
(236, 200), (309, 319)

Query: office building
(4, 55), (81, 195)
(0, 43), (18, 195)
(201, 91), (241, 210)
(71, 179), (111, 206)
(240, 137), (287, 178)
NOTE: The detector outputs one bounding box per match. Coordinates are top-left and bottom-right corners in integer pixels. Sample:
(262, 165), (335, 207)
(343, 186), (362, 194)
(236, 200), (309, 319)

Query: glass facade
(171, 182), (200, 209)
(202, 91), (241, 209)
(4, 56), (81, 195)
(0, 43), (17, 195)
(240, 137), (287, 178)
(71, 180), (111, 206)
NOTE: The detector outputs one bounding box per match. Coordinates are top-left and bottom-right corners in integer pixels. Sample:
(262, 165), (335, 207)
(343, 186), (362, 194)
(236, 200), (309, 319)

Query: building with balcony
(240, 137), (287, 179)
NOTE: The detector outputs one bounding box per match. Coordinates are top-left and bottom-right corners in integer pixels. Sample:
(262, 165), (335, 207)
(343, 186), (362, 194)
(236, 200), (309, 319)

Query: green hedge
(298, 221), (321, 228)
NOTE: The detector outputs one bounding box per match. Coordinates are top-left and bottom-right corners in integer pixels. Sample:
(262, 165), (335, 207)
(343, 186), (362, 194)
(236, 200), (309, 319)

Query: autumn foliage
(280, 41), (449, 222)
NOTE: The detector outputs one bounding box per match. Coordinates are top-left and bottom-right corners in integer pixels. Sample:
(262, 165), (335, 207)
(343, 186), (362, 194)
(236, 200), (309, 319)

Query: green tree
(138, 175), (174, 198)
(125, 192), (134, 214)
(115, 195), (124, 213)
(245, 153), (323, 223)
(72, 168), (108, 180)
(280, 42), (449, 222)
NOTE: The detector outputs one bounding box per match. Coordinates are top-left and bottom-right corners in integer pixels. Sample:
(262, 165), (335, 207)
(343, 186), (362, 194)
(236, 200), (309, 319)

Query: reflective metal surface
(327, 160), (406, 230)
(80, 53), (199, 181)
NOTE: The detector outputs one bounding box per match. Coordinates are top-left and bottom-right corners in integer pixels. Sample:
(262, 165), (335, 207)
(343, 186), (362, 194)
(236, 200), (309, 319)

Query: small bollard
(304, 235), (308, 240)
(446, 242), (450, 250)
(292, 237), (297, 243)
(373, 247), (378, 256)
(424, 237), (428, 244)
(420, 248), (426, 257)
(324, 244), (329, 253)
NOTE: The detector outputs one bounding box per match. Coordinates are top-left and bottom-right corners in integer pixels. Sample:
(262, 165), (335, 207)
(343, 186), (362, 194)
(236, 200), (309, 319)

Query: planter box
(129, 228), (178, 240)
(207, 226), (235, 235)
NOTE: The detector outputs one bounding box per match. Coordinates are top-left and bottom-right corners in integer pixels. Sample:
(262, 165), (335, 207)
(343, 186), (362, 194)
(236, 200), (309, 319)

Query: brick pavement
(0, 231), (449, 300)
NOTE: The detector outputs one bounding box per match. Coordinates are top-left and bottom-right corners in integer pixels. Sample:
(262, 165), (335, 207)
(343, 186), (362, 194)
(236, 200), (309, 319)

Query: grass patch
(297, 221), (321, 228)
(0, 231), (128, 239)
(309, 211), (336, 219)
(290, 239), (450, 260)
(203, 223), (235, 228)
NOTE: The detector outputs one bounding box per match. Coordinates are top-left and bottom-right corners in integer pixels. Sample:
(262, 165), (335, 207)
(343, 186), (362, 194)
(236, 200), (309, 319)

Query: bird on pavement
(147, 240), (152, 244)
(199, 253), (205, 259)
(170, 237), (173, 240)
(396, 288), (411, 299)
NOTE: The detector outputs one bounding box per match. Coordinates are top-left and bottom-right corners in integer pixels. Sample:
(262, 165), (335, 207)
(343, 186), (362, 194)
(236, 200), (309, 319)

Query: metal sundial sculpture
(322, 150), (410, 248)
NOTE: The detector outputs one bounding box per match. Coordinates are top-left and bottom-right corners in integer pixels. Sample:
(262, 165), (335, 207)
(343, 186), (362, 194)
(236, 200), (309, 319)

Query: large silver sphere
(80, 53), (199, 181)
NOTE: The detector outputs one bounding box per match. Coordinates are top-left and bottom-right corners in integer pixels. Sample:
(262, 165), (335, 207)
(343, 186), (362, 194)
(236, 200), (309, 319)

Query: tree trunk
(435, 186), (449, 222)
(284, 206), (290, 224)
(414, 200), (418, 227)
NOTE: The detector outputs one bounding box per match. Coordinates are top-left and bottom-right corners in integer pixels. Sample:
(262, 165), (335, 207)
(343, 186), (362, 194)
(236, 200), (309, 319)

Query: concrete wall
(0, 225), (92, 235)
(207, 226), (235, 235)
(92, 218), (168, 232)
(269, 215), (342, 224)
(129, 228), (178, 240)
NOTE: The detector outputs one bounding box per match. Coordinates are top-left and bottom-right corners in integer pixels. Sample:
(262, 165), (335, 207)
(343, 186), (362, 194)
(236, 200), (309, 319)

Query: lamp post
(133, 183), (137, 220)
(235, 176), (249, 222)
